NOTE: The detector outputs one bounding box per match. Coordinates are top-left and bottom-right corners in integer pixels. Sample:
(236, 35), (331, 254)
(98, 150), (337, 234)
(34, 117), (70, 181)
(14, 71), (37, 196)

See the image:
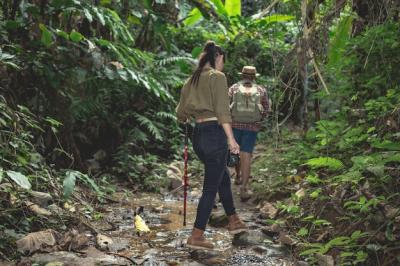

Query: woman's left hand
(228, 137), (240, 154)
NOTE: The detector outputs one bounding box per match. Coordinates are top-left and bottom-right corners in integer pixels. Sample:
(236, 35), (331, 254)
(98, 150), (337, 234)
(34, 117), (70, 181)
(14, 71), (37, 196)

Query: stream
(14, 181), (294, 266)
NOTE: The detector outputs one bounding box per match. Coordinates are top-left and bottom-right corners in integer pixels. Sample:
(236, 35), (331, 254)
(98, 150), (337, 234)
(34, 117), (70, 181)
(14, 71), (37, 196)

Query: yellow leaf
(134, 214), (150, 233)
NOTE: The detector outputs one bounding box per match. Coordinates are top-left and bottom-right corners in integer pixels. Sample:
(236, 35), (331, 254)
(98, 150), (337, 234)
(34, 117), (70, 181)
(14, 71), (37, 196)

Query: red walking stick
(183, 122), (189, 226)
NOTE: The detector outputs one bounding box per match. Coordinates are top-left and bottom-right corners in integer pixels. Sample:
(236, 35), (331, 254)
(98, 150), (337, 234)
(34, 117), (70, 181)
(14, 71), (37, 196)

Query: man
(228, 66), (269, 202)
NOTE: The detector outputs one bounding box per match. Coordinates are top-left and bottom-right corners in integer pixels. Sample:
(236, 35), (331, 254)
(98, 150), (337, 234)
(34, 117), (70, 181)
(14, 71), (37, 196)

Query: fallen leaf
(16, 229), (61, 254)
(295, 188), (306, 198)
(384, 205), (399, 219)
(60, 229), (89, 251)
(26, 201), (52, 216)
(96, 234), (113, 251)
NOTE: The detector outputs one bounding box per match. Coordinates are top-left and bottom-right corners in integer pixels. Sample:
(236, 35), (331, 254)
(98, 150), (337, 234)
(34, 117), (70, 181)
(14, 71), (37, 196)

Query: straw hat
(239, 66), (260, 76)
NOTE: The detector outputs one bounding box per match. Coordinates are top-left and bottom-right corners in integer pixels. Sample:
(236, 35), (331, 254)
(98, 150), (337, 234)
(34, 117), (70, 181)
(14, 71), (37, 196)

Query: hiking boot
(240, 187), (252, 202)
(186, 228), (214, 250)
(227, 214), (247, 234)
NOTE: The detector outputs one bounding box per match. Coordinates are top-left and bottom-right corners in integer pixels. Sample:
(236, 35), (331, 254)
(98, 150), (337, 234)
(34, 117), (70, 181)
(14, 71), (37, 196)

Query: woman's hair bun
(204, 41), (216, 53)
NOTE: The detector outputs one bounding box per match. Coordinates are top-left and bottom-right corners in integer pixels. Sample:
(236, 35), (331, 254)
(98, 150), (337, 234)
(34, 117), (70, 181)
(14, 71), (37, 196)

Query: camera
(227, 152), (240, 167)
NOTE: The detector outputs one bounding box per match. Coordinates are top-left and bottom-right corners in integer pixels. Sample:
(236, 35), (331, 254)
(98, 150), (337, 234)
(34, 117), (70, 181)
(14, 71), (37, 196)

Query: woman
(176, 41), (247, 250)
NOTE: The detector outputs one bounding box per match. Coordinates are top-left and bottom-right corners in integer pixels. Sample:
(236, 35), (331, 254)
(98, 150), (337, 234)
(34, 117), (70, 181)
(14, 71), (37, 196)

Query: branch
(251, 0), (280, 19)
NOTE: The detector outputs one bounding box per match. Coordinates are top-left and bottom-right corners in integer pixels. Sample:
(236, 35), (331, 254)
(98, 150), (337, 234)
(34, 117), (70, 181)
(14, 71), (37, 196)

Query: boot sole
(228, 228), (247, 235)
(186, 244), (214, 250)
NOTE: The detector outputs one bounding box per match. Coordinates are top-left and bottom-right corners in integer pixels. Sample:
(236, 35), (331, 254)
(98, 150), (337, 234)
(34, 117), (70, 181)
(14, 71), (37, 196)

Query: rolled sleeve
(210, 73), (232, 124)
(176, 81), (190, 122)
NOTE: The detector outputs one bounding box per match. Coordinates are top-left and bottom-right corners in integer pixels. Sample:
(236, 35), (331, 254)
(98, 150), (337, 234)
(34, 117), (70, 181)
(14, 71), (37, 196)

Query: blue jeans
(192, 121), (236, 230)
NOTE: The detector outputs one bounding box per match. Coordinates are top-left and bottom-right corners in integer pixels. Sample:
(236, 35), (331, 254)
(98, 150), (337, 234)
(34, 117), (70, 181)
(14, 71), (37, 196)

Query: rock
(315, 253), (334, 266)
(16, 229), (61, 254)
(25, 250), (128, 266)
(45, 262), (64, 266)
(295, 261), (310, 266)
(30, 191), (53, 207)
(107, 237), (130, 252)
(259, 202), (278, 219)
(208, 212), (228, 227)
(190, 188), (202, 198)
(278, 232), (297, 246)
(261, 224), (281, 237)
(168, 176), (182, 190)
(232, 230), (272, 247)
(96, 234), (113, 251)
(252, 244), (288, 257)
(190, 249), (228, 265)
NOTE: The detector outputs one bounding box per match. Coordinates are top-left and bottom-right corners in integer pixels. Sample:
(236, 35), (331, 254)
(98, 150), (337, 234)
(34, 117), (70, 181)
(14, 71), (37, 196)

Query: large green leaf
(63, 171), (77, 199)
(372, 140), (400, 151)
(184, 8), (203, 26)
(70, 30), (84, 42)
(328, 15), (353, 66)
(225, 0), (241, 17)
(209, 0), (228, 16)
(256, 14), (295, 25)
(6, 171), (31, 190)
(39, 23), (53, 47)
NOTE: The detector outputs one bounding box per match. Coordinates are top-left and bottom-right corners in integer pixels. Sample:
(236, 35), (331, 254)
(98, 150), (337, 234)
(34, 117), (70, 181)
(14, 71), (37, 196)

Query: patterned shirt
(228, 80), (269, 132)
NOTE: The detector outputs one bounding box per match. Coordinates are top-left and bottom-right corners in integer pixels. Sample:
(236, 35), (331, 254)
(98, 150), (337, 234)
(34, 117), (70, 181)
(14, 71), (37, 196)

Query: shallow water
(93, 189), (294, 265)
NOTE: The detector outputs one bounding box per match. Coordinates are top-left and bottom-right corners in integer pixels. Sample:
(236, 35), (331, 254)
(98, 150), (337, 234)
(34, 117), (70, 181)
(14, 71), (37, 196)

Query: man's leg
(232, 128), (242, 185)
(239, 151), (253, 201)
(238, 130), (258, 201)
(234, 161), (241, 185)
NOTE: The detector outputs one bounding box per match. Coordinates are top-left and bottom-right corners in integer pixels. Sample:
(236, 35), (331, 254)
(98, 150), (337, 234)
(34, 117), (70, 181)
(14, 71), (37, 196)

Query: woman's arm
(221, 123), (240, 154)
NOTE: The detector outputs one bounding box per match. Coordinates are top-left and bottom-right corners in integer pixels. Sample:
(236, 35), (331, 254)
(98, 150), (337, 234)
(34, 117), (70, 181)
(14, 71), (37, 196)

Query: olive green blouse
(176, 67), (232, 124)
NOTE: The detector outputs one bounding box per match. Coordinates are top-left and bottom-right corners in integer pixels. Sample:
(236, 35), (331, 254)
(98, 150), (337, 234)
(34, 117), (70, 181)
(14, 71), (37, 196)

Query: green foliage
(5, 171), (31, 190)
(225, 0), (241, 17)
(63, 171), (77, 199)
(328, 15), (353, 67)
(305, 157), (344, 171)
(344, 196), (383, 213)
(300, 231), (369, 264)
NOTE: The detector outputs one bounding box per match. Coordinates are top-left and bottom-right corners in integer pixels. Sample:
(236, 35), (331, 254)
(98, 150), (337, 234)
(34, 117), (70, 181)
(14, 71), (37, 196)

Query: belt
(195, 117), (218, 123)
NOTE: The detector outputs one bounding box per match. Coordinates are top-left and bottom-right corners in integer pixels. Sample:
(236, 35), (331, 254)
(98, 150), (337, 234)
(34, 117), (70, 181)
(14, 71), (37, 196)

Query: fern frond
(306, 157), (344, 171)
(156, 56), (195, 66)
(156, 111), (177, 121)
(134, 113), (163, 141)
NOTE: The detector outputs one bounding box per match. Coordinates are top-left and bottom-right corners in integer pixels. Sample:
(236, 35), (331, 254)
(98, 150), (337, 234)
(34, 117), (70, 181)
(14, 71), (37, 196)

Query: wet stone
(252, 244), (288, 257)
(107, 237), (130, 252)
(25, 251), (128, 266)
(190, 249), (229, 265)
(166, 237), (185, 248)
(232, 230), (273, 247)
(208, 212), (228, 227)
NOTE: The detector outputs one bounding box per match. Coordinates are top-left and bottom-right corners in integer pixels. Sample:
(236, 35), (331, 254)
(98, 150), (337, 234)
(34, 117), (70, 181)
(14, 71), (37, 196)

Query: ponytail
(190, 41), (225, 87)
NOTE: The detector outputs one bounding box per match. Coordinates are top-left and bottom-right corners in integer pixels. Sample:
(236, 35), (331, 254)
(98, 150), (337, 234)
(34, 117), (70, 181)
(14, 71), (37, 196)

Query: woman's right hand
(228, 137), (240, 154)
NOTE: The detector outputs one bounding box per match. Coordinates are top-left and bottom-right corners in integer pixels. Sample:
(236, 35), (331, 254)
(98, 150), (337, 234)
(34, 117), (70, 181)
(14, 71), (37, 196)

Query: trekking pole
(183, 122), (189, 226)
